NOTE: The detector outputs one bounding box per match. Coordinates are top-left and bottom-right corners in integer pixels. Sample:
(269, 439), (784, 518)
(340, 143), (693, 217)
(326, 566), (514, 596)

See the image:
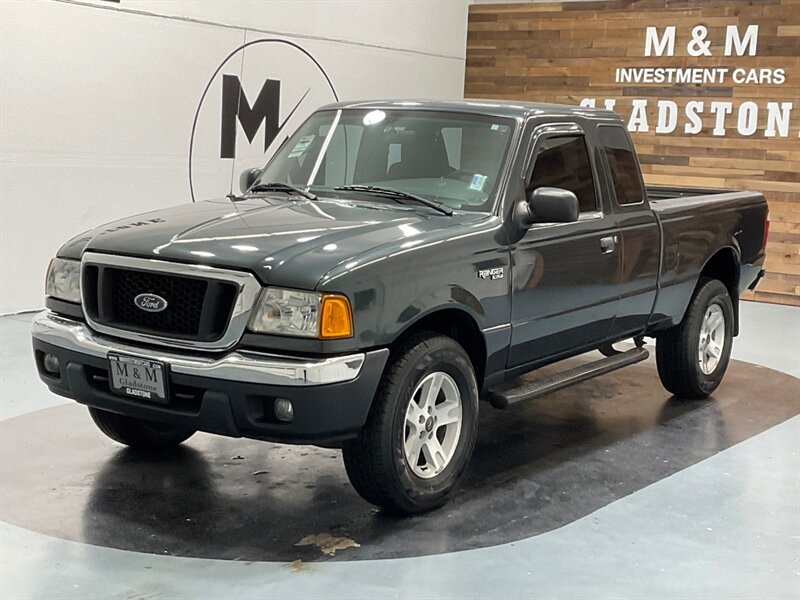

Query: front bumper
(31, 311), (389, 444)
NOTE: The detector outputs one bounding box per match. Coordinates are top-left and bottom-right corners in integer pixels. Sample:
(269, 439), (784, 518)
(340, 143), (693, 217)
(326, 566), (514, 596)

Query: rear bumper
(31, 311), (389, 444)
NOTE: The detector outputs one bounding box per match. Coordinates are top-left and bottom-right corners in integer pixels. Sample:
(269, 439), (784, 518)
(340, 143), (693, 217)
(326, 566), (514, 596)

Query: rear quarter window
(598, 125), (645, 206)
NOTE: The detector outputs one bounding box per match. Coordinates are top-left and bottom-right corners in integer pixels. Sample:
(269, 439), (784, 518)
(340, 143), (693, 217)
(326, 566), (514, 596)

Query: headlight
(45, 258), (81, 303)
(248, 287), (353, 339)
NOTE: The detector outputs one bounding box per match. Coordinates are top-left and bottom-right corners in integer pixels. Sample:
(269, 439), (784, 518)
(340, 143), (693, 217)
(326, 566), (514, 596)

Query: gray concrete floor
(1, 301), (798, 599)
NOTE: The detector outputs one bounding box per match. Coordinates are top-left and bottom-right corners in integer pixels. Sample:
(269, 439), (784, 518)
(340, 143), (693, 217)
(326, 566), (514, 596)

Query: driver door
(508, 123), (621, 368)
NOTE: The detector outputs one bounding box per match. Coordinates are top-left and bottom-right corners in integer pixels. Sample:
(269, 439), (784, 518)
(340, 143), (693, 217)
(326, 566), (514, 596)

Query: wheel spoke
(433, 400), (461, 427)
(707, 312), (723, 333)
(422, 437), (446, 473)
(419, 372), (444, 411)
(405, 413), (419, 432)
(404, 433), (423, 466)
(405, 403), (424, 428)
(708, 341), (722, 359)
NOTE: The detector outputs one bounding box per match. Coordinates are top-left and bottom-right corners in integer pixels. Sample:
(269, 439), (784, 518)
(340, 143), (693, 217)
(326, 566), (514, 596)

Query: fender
(392, 299), (490, 388)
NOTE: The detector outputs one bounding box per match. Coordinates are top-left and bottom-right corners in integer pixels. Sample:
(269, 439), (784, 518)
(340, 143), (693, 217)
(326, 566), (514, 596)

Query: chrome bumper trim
(32, 311), (366, 386)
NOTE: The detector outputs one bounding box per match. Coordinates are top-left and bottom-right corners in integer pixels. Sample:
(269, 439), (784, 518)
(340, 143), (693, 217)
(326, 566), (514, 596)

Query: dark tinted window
(599, 125), (645, 205)
(528, 135), (597, 213)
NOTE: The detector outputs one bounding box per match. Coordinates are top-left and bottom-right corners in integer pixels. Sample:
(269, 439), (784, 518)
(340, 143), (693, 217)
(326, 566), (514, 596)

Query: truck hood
(62, 196), (486, 289)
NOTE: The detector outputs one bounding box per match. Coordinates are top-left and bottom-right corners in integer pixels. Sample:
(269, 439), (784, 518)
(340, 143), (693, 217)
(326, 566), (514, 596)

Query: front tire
(656, 278), (734, 399)
(342, 333), (479, 514)
(89, 407), (196, 451)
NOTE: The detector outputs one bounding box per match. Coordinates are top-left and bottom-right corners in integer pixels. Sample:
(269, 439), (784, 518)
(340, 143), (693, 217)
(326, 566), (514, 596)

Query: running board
(487, 347), (650, 409)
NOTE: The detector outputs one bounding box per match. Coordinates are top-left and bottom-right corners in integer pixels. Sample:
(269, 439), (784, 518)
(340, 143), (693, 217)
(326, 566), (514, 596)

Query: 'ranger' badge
(478, 267), (504, 280)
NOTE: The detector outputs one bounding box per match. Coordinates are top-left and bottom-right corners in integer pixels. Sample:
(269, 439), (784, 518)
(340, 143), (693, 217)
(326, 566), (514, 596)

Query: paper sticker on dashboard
(470, 174), (488, 191)
(288, 135), (315, 158)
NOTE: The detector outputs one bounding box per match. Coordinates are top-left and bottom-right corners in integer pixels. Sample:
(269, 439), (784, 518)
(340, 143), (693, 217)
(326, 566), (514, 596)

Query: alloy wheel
(403, 371), (463, 479)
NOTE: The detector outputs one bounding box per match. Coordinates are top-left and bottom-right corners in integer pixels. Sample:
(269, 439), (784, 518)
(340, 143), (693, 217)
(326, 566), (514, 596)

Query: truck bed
(645, 184), (768, 332)
(646, 184), (736, 201)
(647, 185), (765, 216)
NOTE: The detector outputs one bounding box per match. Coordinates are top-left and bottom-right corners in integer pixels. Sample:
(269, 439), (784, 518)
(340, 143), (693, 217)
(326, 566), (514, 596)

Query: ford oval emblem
(134, 293), (168, 313)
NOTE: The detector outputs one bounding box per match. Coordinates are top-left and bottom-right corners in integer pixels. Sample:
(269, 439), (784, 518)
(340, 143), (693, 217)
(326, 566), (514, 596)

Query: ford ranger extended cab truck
(32, 100), (768, 513)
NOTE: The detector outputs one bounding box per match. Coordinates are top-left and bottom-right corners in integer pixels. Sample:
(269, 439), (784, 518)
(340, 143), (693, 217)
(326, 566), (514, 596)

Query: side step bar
(487, 347), (650, 409)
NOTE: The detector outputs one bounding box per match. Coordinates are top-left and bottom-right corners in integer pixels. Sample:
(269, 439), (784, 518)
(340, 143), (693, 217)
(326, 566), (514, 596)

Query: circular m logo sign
(189, 39), (338, 201)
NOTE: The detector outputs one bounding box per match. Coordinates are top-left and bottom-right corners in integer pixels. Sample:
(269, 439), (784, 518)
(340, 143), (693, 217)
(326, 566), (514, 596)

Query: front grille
(83, 264), (238, 342)
(110, 269), (207, 336)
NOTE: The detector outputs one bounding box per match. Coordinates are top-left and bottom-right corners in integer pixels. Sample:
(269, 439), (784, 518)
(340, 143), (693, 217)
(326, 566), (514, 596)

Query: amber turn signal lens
(319, 294), (353, 339)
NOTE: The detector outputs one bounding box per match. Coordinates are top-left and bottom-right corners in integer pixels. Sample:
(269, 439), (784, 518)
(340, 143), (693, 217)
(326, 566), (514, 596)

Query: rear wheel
(89, 407), (195, 450)
(656, 278), (734, 399)
(342, 333), (479, 514)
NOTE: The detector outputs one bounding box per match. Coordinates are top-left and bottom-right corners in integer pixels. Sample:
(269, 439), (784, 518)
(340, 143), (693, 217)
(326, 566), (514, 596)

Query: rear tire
(342, 333), (479, 514)
(89, 407), (196, 450)
(656, 278), (734, 399)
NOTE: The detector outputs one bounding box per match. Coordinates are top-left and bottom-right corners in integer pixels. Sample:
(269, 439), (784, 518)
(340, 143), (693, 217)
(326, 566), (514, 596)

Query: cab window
(528, 135), (597, 213)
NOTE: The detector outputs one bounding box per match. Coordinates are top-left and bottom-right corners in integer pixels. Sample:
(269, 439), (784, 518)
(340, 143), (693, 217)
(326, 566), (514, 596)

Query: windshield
(255, 108), (516, 212)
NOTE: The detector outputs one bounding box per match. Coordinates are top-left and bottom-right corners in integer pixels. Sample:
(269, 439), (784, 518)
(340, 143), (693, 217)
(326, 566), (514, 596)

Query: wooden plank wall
(465, 0), (800, 306)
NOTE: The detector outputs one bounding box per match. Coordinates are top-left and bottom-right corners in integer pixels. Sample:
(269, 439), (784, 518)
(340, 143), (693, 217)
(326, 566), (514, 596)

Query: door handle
(600, 235), (618, 254)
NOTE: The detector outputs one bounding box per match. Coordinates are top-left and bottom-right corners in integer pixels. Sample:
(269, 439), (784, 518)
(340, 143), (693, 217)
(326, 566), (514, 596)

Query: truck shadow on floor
(1, 357), (798, 561)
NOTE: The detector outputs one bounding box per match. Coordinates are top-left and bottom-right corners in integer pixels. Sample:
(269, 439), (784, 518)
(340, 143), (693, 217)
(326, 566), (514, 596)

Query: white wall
(0, 0), (471, 313)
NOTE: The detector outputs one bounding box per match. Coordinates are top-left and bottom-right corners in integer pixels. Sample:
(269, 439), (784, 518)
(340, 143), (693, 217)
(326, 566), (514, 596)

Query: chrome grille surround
(80, 252), (262, 351)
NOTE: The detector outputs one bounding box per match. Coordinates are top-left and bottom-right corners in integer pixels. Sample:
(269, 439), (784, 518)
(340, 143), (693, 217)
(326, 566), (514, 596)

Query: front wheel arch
(390, 307), (487, 390)
(342, 332), (480, 513)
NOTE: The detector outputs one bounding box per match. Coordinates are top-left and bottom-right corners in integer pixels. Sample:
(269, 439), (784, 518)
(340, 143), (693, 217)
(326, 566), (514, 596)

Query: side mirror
(516, 187), (580, 226)
(239, 168), (263, 194)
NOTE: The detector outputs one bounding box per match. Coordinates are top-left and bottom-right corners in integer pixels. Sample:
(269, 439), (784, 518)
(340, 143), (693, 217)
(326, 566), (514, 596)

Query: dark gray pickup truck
(33, 100), (768, 513)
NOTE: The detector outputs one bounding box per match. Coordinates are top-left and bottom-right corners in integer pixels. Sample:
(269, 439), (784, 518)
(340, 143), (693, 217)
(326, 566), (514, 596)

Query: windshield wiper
(335, 185), (452, 216)
(249, 182), (317, 200)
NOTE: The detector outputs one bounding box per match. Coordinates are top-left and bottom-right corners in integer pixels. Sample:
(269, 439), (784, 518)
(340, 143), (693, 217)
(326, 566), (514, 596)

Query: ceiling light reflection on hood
(399, 224), (421, 237)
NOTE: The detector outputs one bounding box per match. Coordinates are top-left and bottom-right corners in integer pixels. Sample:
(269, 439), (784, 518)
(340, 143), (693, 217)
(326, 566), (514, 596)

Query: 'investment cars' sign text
(580, 25), (797, 138)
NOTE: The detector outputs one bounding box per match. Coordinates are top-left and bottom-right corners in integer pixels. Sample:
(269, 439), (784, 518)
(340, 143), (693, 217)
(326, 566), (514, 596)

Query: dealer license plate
(108, 353), (168, 403)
